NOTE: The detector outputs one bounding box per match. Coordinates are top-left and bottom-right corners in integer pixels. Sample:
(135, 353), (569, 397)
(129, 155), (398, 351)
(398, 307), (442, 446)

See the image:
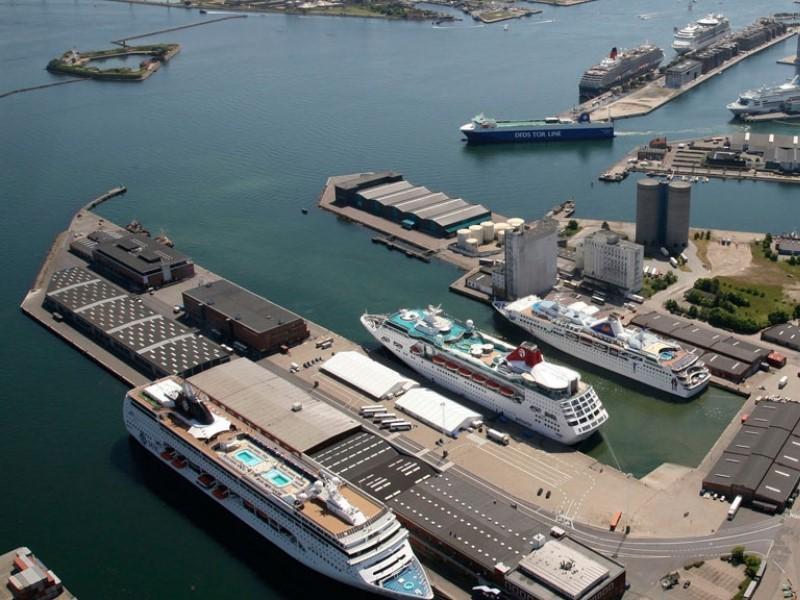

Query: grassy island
(46, 44), (180, 81)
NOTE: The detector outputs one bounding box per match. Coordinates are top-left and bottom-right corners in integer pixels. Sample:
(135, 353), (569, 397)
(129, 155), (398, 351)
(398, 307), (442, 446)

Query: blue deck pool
(381, 561), (430, 597)
(262, 468), (292, 488)
(233, 449), (263, 467)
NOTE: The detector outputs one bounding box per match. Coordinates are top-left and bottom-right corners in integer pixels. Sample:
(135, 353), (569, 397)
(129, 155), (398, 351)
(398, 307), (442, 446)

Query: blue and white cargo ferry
(460, 112), (614, 144)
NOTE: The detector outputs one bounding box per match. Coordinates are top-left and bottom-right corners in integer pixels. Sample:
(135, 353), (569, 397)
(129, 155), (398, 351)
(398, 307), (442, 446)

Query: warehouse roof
(704, 452), (747, 489)
(762, 322), (800, 349)
(94, 234), (190, 275)
(753, 427), (791, 460)
(735, 454), (773, 494)
(189, 359), (359, 454)
(776, 436), (800, 469)
(358, 180), (413, 200)
(516, 540), (610, 600)
(755, 464), (800, 507)
(701, 352), (750, 378)
(630, 312), (686, 335)
(670, 324), (725, 349)
(396, 388), (481, 436)
(377, 187), (434, 207)
(710, 336), (769, 364)
(183, 279), (303, 334)
(727, 427), (764, 456)
(47, 267), (228, 376)
(321, 351), (417, 399)
(393, 192), (448, 212)
(747, 401), (800, 431)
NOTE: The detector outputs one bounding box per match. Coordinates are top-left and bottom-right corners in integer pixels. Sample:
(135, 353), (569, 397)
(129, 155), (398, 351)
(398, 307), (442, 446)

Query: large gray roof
(710, 336), (769, 363)
(94, 233), (190, 275)
(701, 352), (749, 377)
(753, 427), (791, 460)
(776, 436), (800, 470)
(727, 427), (764, 456)
(47, 267), (227, 376)
(761, 321), (800, 346)
(734, 454), (772, 494)
(703, 452), (746, 489)
(755, 464), (800, 506)
(188, 359), (359, 454)
(183, 279), (303, 334)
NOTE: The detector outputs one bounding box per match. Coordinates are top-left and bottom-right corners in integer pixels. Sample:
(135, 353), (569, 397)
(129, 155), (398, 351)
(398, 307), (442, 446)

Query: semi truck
(487, 428), (510, 446)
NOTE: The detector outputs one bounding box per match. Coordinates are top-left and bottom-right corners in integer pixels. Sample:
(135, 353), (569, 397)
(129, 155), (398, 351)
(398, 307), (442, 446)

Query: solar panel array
(46, 266), (228, 376)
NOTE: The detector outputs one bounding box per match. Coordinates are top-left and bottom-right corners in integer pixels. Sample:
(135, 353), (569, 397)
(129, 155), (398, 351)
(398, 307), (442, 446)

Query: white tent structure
(321, 351), (417, 400)
(395, 388), (482, 436)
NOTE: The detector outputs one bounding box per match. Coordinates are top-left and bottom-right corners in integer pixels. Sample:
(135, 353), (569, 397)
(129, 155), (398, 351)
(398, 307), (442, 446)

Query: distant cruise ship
(579, 44), (664, 101)
(124, 379), (432, 599)
(362, 306), (608, 444)
(672, 14), (730, 54)
(727, 76), (800, 117)
(495, 297), (710, 399)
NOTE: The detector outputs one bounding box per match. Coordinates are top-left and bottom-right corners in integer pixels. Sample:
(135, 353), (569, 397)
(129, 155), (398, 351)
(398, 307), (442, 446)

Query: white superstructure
(672, 14), (730, 54)
(361, 307), (608, 444)
(124, 379), (432, 599)
(496, 297), (710, 398)
(727, 76), (800, 116)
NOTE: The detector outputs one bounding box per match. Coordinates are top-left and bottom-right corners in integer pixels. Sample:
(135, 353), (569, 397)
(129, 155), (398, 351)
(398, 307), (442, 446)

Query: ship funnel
(609, 316), (624, 337)
(176, 382), (214, 426)
(609, 46), (618, 60)
(506, 343), (543, 368)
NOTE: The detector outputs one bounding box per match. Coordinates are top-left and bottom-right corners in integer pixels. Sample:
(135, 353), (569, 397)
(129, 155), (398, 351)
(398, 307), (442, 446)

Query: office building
(576, 231), (643, 294)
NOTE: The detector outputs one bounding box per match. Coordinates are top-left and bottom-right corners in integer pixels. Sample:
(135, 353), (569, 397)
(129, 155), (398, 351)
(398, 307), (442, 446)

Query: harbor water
(2, 0), (799, 596)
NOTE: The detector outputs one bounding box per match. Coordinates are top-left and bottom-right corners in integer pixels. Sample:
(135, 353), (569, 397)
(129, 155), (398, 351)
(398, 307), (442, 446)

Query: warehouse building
(703, 400), (800, 513)
(504, 538), (626, 600)
(395, 388), (481, 437)
(188, 359), (360, 455)
(665, 59), (702, 89)
(630, 311), (769, 381)
(334, 173), (491, 238)
(183, 279), (309, 356)
(762, 322), (800, 351)
(724, 132), (800, 175)
(321, 351), (417, 399)
(45, 266), (229, 378)
(86, 232), (195, 291)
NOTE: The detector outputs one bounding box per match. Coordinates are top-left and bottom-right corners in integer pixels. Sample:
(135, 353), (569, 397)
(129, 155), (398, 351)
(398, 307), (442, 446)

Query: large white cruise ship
(124, 378), (432, 599)
(495, 297), (710, 399)
(727, 76), (800, 117)
(672, 14), (730, 54)
(361, 306), (608, 444)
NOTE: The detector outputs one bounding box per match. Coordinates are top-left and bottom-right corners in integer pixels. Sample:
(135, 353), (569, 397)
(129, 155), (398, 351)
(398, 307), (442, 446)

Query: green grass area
(560, 220), (582, 238)
(670, 276), (795, 333)
(640, 271), (677, 298)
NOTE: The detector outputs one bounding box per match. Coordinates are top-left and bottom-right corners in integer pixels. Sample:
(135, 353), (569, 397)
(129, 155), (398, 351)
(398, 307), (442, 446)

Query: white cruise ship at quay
(672, 14), (730, 54)
(361, 307), (608, 444)
(727, 76), (800, 117)
(495, 297), (710, 399)
(124, 379), (432, 599)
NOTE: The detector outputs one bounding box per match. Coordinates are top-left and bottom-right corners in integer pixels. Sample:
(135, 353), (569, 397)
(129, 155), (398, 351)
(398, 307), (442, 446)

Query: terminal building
(71, 230), (195, 291)
(665, 59), (702, 89)
(703, 401), (800, 513)
(635, 178), (691, 253)
(719, 132), (800, 175)
(496, 219), (558, 301)
(2, 546), (74, 600)
(575, 231), (643, 295)
(333, 172), (492, 238)
(182, 279), (309, 356)
(44, 266), (229, 378)
(631, 311), (770, 382)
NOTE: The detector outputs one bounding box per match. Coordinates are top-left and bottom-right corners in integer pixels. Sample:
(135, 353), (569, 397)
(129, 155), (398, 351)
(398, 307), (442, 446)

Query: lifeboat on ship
(486, 380), (500, 390)
(432, 355), (446, 366)
(171, 455), (187, 469)
(160, 447), (175, 460)
(500, 387), (515, 397)
(197, 473), (216, 489)
(410, 345), (422, 355)
(472, 373), (487, 383)
(446, 362), (459, 371)
(213, 485), (230, 500)
(458, 367), (472, 377)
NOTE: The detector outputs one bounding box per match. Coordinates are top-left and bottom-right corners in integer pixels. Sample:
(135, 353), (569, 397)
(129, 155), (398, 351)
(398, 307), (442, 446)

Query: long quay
(111, 15), (247, 46)
(563, 26), (798, 122)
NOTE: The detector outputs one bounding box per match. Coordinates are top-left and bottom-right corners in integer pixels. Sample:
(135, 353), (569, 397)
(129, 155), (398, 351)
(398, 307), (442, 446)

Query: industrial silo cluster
(456, 218), (524, 253)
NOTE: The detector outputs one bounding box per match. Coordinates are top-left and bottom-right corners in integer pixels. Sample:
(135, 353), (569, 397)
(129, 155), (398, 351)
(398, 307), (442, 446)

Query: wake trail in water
(614, 127), (714, 137)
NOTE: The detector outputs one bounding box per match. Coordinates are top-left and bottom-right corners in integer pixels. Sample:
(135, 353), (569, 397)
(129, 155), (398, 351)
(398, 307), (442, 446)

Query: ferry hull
(462, 125), (614, 144)
(494, 305), (709, 399)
